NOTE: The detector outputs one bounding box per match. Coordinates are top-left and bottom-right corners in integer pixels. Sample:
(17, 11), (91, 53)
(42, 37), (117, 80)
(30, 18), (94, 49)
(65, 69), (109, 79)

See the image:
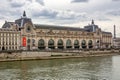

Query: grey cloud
(71, 0), (88, 3)
(28, 0), (32, 2)
(8, 0), (32, 8)
(8, 0), (24, 7)
(32, 9), (81, 19)
(36, 0), (44, 5)
(56, 11), (88, 21)
(112, 0), (120, 1)
(31, 8), (90, 24)
(10, 3), (25, 7)
(97, 18), (111, 21)
(107, 9), (120, 16)
(0, 16), (5, 20)
(32, 9), (57, 18)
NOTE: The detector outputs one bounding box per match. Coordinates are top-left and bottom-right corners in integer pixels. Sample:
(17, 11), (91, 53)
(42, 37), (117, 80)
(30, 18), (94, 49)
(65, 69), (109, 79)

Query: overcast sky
(0, 0), (120, 37)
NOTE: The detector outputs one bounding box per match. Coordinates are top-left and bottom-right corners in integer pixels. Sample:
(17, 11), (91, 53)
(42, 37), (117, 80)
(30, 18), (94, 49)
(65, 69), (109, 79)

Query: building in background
(0, 11), (112, 50)
(84, 20), (112, 49)
(0, 26), (20, 50)
(112, 25), (120, 48)
(113, 38), (120, 48)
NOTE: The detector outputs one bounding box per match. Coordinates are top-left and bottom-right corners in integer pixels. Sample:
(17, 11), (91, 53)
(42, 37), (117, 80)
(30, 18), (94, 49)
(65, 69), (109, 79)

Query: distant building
(0, 28), (20, 50)
(84, 20), (112, 49)
(84, 19), (99, 32)
(113, 38), (120, 48)
(0, 11), (112, 50)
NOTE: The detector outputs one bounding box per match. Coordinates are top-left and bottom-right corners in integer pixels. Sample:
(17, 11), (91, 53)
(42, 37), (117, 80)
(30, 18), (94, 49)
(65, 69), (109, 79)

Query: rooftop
(34, 24), (85, 31)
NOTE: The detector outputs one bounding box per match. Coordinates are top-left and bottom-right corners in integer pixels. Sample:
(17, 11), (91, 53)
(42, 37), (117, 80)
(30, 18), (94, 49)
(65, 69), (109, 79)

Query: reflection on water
(0, 55), (120, 80)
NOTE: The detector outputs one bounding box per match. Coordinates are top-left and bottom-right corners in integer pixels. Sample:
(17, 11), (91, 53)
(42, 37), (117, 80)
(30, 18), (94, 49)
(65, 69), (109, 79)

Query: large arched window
(57, 39), (63, 49)
(74, 40), (79, 49)
(38, 39), (45, 49)
(66, 39), (72, 49)
(88, 40), (93, 48)
(81, 40), (86, 49)
(48, 39), (55, 49)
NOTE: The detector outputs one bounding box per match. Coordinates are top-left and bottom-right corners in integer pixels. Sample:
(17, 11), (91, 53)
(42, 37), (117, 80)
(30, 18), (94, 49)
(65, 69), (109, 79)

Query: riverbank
(0, 49), (120, 62)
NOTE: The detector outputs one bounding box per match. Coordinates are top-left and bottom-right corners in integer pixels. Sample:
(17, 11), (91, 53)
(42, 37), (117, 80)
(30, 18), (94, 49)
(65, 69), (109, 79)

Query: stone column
(86, 39), (88, 49)
(14, 34), (16, 50)
(8, 33), (9, 50)
(79, 39), (81, 49)
(72, 39), (74, 49)
(55, 38), (58, 49)
(63, 39), (66, 49)
(45, 39), (48, 50)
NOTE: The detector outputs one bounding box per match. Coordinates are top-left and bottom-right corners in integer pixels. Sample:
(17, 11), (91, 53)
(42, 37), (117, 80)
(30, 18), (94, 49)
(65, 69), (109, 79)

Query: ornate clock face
(26, 26), (31, 32)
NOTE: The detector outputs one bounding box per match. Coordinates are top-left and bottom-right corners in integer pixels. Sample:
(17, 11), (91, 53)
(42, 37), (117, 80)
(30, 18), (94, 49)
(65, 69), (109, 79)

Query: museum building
(0, 11), (112, 50)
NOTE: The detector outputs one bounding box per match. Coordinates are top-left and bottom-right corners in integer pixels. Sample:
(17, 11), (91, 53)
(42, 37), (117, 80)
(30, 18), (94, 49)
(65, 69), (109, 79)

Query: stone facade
(0, 28), (20, 50)
(0, 11), (112, 50)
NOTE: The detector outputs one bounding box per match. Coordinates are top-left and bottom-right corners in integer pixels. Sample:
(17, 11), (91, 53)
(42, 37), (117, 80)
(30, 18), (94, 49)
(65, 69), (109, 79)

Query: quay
(0, 49), (119, 62)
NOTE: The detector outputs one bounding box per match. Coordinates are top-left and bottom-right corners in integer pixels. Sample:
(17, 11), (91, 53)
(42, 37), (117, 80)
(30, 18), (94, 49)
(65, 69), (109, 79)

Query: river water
(0, 55), (120, 80)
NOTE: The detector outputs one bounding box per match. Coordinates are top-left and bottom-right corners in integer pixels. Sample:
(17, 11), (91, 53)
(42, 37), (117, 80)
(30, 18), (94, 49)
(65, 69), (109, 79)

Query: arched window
(57, 39), (63, 45)
(48, 39), (54, 45)
(57, 39), (63, 49)
(88, 40), (93, 48)
(48, 39), (55, 49)
(81, 40), (86, 49)
(88, 40), (92, 45)
(66, 39), (72, 49)
(74, 40), (79, 49)
(38, 39), (45, 49)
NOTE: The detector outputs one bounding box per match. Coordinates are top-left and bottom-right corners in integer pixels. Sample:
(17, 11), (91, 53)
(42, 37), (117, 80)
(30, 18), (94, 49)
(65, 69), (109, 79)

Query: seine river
(0, 55), (120, 80)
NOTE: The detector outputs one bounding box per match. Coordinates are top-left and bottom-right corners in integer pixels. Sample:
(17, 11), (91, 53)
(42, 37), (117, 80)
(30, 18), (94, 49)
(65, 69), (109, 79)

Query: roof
(84, 24), (99, 32)
(0, 28), (17, 31)
(102, 31), (112, 34)
(34, 24), (85, 31)
(15, 17), (32, 27)
(2, 22), (15, 28)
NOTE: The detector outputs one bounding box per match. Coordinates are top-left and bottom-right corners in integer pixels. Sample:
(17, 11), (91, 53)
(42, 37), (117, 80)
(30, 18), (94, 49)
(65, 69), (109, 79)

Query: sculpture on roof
(91, 19), (94, 24)
(23, 11), (26, 17)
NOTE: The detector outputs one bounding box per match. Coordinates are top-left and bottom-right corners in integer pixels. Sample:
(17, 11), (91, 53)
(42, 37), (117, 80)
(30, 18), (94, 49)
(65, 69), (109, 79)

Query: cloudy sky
(0, 0), (120, 37)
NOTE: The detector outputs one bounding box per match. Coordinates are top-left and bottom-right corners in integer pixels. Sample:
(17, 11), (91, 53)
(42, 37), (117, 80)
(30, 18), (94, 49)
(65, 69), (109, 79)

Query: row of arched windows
(38, 39), (93, 49)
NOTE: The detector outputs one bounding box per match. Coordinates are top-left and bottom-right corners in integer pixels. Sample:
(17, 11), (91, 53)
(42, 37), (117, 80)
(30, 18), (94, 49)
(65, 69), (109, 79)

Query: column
(63, 39), (66, 49)
(45, 39), (48, 50)
(54, 38), (57, 49)
(72, 39), (74, 49)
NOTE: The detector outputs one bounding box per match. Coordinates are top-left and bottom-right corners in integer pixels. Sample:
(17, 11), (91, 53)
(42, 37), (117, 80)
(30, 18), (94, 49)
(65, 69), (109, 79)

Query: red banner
(22, 37), (26, 47)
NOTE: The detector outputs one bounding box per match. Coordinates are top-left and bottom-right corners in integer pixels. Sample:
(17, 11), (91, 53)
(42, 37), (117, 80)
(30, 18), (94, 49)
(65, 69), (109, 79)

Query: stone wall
(0, 50), (119, 61)
(0, 51), (74, 59)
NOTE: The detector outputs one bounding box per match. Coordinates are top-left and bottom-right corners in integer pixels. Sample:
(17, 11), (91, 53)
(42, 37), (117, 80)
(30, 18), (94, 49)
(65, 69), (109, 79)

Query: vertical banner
(22, 37), (26, 47)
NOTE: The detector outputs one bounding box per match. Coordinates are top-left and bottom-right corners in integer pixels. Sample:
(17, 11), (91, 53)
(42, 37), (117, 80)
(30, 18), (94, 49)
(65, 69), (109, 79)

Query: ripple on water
(0, 56), (119, 80)
(0, 69), (20, 80)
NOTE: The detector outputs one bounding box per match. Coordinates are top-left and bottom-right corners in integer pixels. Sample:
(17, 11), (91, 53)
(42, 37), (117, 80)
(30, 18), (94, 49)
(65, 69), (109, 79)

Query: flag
(22, 37), (26, 47)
